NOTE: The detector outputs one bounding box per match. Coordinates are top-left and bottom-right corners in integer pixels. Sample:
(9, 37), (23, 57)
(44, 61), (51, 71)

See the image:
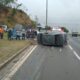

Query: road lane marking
(68, 45), (73, 50)
(68, 45), (80, 60)
(73, 50), (80, 60)
(60, 48), (62, 52)
(2, 45), (37, 80)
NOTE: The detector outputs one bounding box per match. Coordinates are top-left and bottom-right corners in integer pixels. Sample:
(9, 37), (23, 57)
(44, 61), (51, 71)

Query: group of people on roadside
(8, 28), (37, 40)
(0, 26), (4, 39)
(26, 29), (37, 38)
(8, 28), (25, 40)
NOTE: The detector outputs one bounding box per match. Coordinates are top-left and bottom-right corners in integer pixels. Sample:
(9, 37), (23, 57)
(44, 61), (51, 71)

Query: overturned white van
(37, 30), (67, 47)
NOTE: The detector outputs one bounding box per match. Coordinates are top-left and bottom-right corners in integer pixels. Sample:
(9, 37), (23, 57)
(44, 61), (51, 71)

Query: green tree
(0, 0), (16, 7)
(31, 21), (37, 28)
(11, 3), (22, 16)
(45, 26), (52, 30)
(0, 0), (16, 12)
(61, 27), (69, 33)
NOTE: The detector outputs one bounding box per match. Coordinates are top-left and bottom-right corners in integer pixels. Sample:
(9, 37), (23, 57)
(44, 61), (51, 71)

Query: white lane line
(60, 48), (62, 52)
(68, 45), (73, 50)
(68, 45), (80, 60)
(73, 50), (80, 60)
(2, 45), (37, 80)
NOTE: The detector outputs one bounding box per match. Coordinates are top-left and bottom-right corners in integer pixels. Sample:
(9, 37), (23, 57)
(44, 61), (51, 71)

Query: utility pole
(35, 16), (38, 26)
(46, 0), (48, 32)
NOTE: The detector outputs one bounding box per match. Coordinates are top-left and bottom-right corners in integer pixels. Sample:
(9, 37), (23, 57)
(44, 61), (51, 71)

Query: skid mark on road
(68, 45), (80, 60)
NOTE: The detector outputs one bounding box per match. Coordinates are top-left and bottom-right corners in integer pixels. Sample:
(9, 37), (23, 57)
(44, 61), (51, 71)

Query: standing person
(0, 27), (2, 39)
(26, 30), (28, 39)
(1, 27), (4, 39)
(16, 30), (21, 40)
(26, 30), (30, 39)
(8, 28), (13, 40)
(22, 29), (26, 40)
(31, 29), (35, 38)
(0, 26), (4, 39)
(34, 30), (37, 37)
(29, 29), (31, 38)
(12, 28), (17, 39)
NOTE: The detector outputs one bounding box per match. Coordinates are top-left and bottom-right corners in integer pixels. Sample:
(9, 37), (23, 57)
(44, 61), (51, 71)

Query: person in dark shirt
(22, 29), (26, 40)
(16, 30), (21, 40)
(8, 28), (13, 40)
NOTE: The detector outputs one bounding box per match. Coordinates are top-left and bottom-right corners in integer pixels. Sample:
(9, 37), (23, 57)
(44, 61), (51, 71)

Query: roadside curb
(0, 44), (30, 70)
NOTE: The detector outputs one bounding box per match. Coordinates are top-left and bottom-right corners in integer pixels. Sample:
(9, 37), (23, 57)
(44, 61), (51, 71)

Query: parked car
(72, 32), (78, 37)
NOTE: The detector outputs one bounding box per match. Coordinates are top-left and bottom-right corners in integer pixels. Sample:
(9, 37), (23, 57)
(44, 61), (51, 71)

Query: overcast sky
(18, 0), (80, 32)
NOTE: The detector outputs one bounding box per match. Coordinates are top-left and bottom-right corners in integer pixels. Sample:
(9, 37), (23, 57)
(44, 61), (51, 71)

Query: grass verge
(0, 39), (32, 64)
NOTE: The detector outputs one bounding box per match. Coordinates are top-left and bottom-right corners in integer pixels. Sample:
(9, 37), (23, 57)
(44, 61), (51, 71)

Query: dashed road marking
(68, 45), (73, 50)
(68, 45), (80, 60)
(73, 50), (80, 60)
(60, 48), (62, 52)
(1, 45), (37, 80)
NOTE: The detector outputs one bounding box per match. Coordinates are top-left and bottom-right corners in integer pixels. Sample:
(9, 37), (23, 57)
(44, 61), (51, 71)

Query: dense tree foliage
(61, 27), (69, 33)
(0, 0), (35, 28)
(0, 0), (16, 7)
(31, 21), (37, 28)
(45, 26), (52, 30)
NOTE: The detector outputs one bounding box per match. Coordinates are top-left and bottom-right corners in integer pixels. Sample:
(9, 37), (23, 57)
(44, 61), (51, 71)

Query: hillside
(0, 7), (34, 28)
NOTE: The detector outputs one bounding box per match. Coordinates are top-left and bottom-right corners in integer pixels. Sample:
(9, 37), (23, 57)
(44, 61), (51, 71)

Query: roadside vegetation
(0, 0), (36, 28)
(0, 0), (37, 65)
(0, 32), (33, 64)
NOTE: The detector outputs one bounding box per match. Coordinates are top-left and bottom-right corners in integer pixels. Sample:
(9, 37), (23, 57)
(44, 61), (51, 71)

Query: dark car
(37, 30), (67, 47)
(72, 32), (78, 37)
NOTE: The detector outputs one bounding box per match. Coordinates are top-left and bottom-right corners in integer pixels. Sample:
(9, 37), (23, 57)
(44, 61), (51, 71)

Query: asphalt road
(2, 37), (80, 80)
